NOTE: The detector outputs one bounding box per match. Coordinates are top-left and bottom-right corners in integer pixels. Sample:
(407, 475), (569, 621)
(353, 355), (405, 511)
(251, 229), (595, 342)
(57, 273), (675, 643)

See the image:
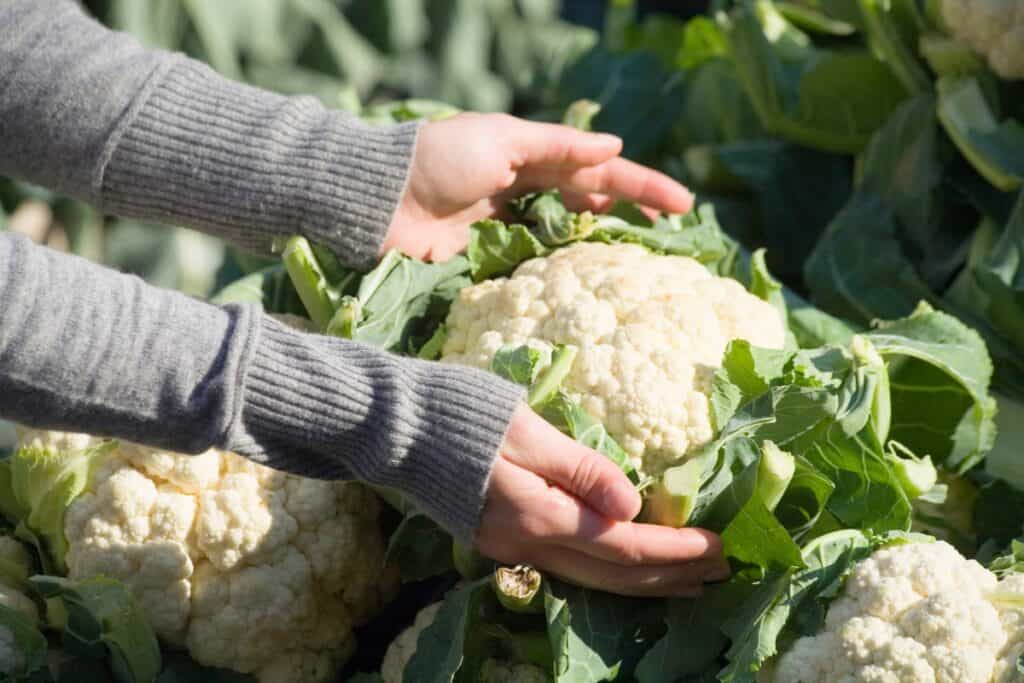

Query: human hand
(382, 113), (695, 262)
(476, 405), (729, 597)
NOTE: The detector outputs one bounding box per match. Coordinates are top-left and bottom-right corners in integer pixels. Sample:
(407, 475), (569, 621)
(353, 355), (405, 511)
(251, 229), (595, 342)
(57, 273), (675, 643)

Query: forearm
(0, 234), (523, 541)
(0, 0), (416, 269)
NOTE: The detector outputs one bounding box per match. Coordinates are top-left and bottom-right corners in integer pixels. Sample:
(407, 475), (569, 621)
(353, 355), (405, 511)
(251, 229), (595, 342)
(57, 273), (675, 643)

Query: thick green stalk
(281, 236), (338, 330)
(492, 565), (544, 614)
(527, 345), (578, 409)
(756, 441), (796, 513)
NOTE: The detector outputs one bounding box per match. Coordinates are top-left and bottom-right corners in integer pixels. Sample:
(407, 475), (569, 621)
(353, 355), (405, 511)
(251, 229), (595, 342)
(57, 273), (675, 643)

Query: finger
(525, 545), (725, 598)
(560, 191), (614, 214)
(563, 157), (695, 214)
(536, 486), (725, 566)
(502, 406), (641, 521)
(504, 118), (623, 169)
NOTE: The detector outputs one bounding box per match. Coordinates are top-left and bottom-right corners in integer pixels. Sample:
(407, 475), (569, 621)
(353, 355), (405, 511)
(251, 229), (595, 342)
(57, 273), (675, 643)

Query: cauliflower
(441, 242), (786, 476)
(381, 602), (549, 683)
(766, 540), (1024, 682)
(0, 535), (37, 677)
(13, 428), (396, 683)
(381, 602), (441, 683)
(941, 0), (1024, 80)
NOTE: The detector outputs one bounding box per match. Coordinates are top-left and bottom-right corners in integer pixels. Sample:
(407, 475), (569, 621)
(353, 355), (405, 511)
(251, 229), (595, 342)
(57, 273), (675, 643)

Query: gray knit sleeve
(0, 0), (416, 269)
(0, 233), (524, 541)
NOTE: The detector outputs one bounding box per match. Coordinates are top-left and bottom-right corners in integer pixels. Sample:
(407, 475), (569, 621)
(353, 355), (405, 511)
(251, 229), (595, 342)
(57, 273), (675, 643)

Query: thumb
(505, 118), (623, 169)
(502, 405), (642, 521)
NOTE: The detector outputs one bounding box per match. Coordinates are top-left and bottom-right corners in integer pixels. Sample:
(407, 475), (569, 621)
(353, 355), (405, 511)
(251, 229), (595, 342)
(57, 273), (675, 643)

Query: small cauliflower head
(941, 0), (1024, 80)
(0, 535), (38, 677)
(381, 602), (441, 683)
(441, 242), (786, 476)
(771, 540), (1007, 683)
(381, 602), (548, 683)
(14, 428), (395, 683)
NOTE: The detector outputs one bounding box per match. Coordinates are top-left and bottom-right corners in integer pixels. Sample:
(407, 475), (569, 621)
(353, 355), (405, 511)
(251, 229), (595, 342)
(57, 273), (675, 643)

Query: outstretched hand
(476, 406), (729, 598)
(383, 112), (695, 261)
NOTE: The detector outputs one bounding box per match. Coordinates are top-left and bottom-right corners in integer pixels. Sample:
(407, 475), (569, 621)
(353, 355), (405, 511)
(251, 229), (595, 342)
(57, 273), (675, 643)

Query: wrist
(226, 314), (525, 542)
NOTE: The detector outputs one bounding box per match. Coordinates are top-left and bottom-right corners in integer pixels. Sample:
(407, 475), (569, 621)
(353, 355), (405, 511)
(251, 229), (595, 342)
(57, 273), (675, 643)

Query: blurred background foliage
(0, 0), (705, 300)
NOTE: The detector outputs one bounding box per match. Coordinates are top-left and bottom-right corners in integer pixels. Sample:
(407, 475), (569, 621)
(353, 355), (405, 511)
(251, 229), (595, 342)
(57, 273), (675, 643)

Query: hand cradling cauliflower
(15, 428), (396, 683)
(766, 540), (1024, 683)
(441, 242), (786, 477)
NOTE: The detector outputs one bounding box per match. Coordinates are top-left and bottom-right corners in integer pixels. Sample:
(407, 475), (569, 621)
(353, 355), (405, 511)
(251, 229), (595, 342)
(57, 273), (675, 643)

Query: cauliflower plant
(941, 0), (1024, 80)
(766, 540), (1024, 682)
(381, 602), (548, 683)
(441, 242), (786, 477)
(14, 428), (396, 683)
(0, 536), (37, 677)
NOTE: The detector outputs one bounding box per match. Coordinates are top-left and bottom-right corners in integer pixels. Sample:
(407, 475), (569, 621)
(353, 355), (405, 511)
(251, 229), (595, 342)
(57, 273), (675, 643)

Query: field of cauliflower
(1, 0), (1023, 682)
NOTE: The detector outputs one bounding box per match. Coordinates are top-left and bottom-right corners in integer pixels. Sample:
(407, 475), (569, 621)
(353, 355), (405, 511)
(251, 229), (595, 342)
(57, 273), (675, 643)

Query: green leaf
(554, 47), (686, 160)
(32, 576), (162, 683)
(856, 0), (931, 94)
(867, 303), (997, 472)
(491, 343), (555, 387)
(0, 604), (48, 678)
(726, 2), (908, 153)
(719, 529), (874, 682)
(0, 441), (114, 572)
(331, 251), (471, 354)
(775, 455), (836, 542)
(403, 579), (491, 683)
(544, 581), (661, 683)
(385, 512), (454, 583)
(937, 77), (1024, 192)
(634, 587), (745, 682)
(467, 220), (549, 282)
(715, 444), (803, 569)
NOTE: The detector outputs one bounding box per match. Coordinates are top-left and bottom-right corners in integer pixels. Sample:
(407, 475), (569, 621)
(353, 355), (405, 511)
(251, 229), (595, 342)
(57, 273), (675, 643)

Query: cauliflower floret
(941, 0), (1024, 80)
(20, 428), (395, 683)
(0, 627), (23, 677)
(441, 243), (786, 476)
(381, 602), (442, 683)
(771, 541), (1007, 683)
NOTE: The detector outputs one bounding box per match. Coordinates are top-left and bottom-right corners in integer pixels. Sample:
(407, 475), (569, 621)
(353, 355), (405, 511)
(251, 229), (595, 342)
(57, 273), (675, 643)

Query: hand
(383, 113), (695, 262)
(476, 406), (729, 597)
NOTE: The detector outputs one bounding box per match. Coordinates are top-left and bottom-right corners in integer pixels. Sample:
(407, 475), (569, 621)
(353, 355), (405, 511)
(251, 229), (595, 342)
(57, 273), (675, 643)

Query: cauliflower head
(769, 540), (1024, 683)
(441, 242), (786, 476)
(15, 428), (395, 683)
(381, 602), (548, 683)
(0, 535), (37, 677)
(941, 0), (1024, 80)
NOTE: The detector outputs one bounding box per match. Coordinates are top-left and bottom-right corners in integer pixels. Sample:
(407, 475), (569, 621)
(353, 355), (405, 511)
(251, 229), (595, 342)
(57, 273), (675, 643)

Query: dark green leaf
(385, 513), (454, 583)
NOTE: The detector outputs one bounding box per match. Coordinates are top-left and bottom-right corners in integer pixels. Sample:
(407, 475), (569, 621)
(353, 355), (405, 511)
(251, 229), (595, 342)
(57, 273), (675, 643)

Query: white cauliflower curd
(766, 540), (1024, 683)
(15, 428), (396, 683)
(941, 0), (1024, 80)
(0, 536), (37, 677)
(441, 242), (786, 476)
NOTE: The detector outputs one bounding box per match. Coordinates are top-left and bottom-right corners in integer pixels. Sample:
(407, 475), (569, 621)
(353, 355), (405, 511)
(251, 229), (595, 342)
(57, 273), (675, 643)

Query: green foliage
(0, 442), (114, 573)
(31, 576), (161, 683)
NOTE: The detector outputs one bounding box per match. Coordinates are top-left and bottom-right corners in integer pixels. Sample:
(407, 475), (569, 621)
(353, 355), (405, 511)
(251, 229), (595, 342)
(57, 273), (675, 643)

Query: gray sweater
(0, 0), (524, 542)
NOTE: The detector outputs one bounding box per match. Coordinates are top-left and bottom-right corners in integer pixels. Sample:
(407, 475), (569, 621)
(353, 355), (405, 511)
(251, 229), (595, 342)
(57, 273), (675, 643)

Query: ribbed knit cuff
(100, 60), (420, 269)
(226, 316), (525, 542)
